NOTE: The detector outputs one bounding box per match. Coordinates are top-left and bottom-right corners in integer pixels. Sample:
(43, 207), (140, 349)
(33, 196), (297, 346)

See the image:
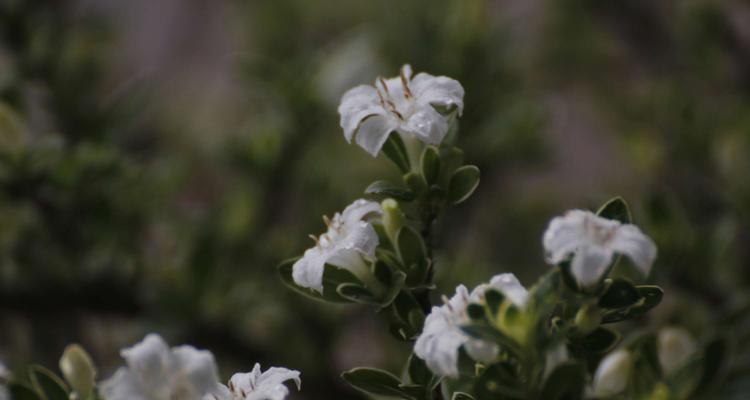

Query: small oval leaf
(448, 165), (480, 205)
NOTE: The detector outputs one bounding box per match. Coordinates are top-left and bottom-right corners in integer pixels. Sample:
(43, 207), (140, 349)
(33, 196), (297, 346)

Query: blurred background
(1, 0), (750, 398)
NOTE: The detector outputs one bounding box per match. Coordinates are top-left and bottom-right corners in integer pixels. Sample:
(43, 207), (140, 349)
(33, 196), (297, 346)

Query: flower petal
(171, 346), (223, 398)
(410, 73), (465, 115)
(354, 114), (398, 156)
(100, 368), (149, 400)
(120, 334), (171, 393)
(542, 210), (595, 264)
(338, 85), (386, 143)
(571, 246), (613, 288)
(259, 366), (302, 391)
(610, 224), (657, 277)
(292, 246), (328, 293)
(338, 221), (379, 260)
(399, 105), (449, 146)
(488, 273), (529, 308)
(341, 199), (382, 227)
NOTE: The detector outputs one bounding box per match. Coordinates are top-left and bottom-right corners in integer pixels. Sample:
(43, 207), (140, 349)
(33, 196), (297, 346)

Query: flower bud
(381, 198), (404, 246)
(59, 344), (96, 398)
(658, 327), (697, 376)
(575, 304), (603, 335)
(592, 349), (632, 397)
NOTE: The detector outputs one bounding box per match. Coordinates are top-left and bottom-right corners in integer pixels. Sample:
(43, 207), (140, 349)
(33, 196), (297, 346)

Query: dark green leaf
(404, 171), (428, 194)
(466, 303), (486, 321)
(336, 283), (380, 305)
(365, 180), (416, 201)
(342, 367), (413, 398)
(29, 365), (69, 400)
(484, 289), (504, 317)
(420, 146), (440, 184)
(373, 261), (393, 286)
(382, 132), (411, 173)
(573, 327), (620, 354)
(602, 286), (663, 323)
(380, 271), (407, 307)
(596, 197), (632, 224)
(541, 362), (585, 400)
(474, 362), (523, 400)
(447, 165), (480, 205)
(396, 226), (428, 279)
(9, 383), (41, 400)
(599, 279), (641, 309)
(408, 354), (434, 386)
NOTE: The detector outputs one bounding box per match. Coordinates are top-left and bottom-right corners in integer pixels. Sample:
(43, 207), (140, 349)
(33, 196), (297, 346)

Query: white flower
(658, 327), (697, 376)
(543, 210), (657, 288)
(292, 199), (382, 294)
(589, 349), (632, 398)
(0, 361), (9, 400)
(222, 363), (301, 400)
(338, 64), (464, 156)
(414, 273), (528, 378)
(100, 334), (227, 400)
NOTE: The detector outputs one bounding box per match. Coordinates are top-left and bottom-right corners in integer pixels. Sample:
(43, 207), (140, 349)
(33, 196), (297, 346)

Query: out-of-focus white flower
(100, 334), (227, 400)
(543, 210), (657, 288)
(0, 361), (9, 400)
(338, 64), (464, 156)
(292, 199), (382, 294)
(589, 349), (632, 398)
(658, 327), (698, 376)
(414, 273), (528, 378)
(221, 364), (301, 400)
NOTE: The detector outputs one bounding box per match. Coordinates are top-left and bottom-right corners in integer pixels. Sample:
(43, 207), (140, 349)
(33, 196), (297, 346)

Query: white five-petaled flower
(100, 334), (226, 400)
(414, 273), (529, 378)
(338, 64), (464, 156)
(657, 327), (697, 376)
(292, 199), (382, 294)
(543, 210), (657, 288)
(589, 349), (632, 398)
(222, 363), (301, 400)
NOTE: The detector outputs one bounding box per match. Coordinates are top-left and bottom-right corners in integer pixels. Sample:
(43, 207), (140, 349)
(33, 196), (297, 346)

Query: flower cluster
(101, 334), (300, 400)
(1, 64), (724, 400)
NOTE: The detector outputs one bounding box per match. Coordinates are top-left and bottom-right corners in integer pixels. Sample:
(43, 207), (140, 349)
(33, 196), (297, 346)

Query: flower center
(374, 66), (415, 121)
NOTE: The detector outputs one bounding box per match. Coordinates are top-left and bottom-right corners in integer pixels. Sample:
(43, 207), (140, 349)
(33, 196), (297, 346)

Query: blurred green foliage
(1, 0), (749, 398)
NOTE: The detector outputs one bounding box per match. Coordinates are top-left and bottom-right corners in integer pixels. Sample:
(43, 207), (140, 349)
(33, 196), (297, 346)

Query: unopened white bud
(658, 327), (697, 376)
(592, 349), (632, 397)
(60, 344), (96, 398)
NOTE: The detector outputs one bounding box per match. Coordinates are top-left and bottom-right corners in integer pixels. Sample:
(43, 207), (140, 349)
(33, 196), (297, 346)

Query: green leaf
(466, 303), (486, 321)
(602, 286), (663, 323)
(396, 226), (428, 284)
(574, 327), (620, 354)
(278, 258), (361, 303)
(484, 289), (504, 317)
(404, 171), (428, 194)
(365, 180), (416, 201)
(342, 367), (413, 399)
(541, 362), (585, 400)
(447, 165), (480, 205)
(420, 146), (441, 184)
(596, 196), (632, 224)
(408, 354), (434, 386)
(9, 382), (42, 400)
(336, 283), (380, 305)
(474, 362), (523, 400)
(380, 270), (407, 307)
(382, 132), (411, 173)
(453, 392), (476, 400)
(29, 365), (69, 400)
(599, 279), (641, 309)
